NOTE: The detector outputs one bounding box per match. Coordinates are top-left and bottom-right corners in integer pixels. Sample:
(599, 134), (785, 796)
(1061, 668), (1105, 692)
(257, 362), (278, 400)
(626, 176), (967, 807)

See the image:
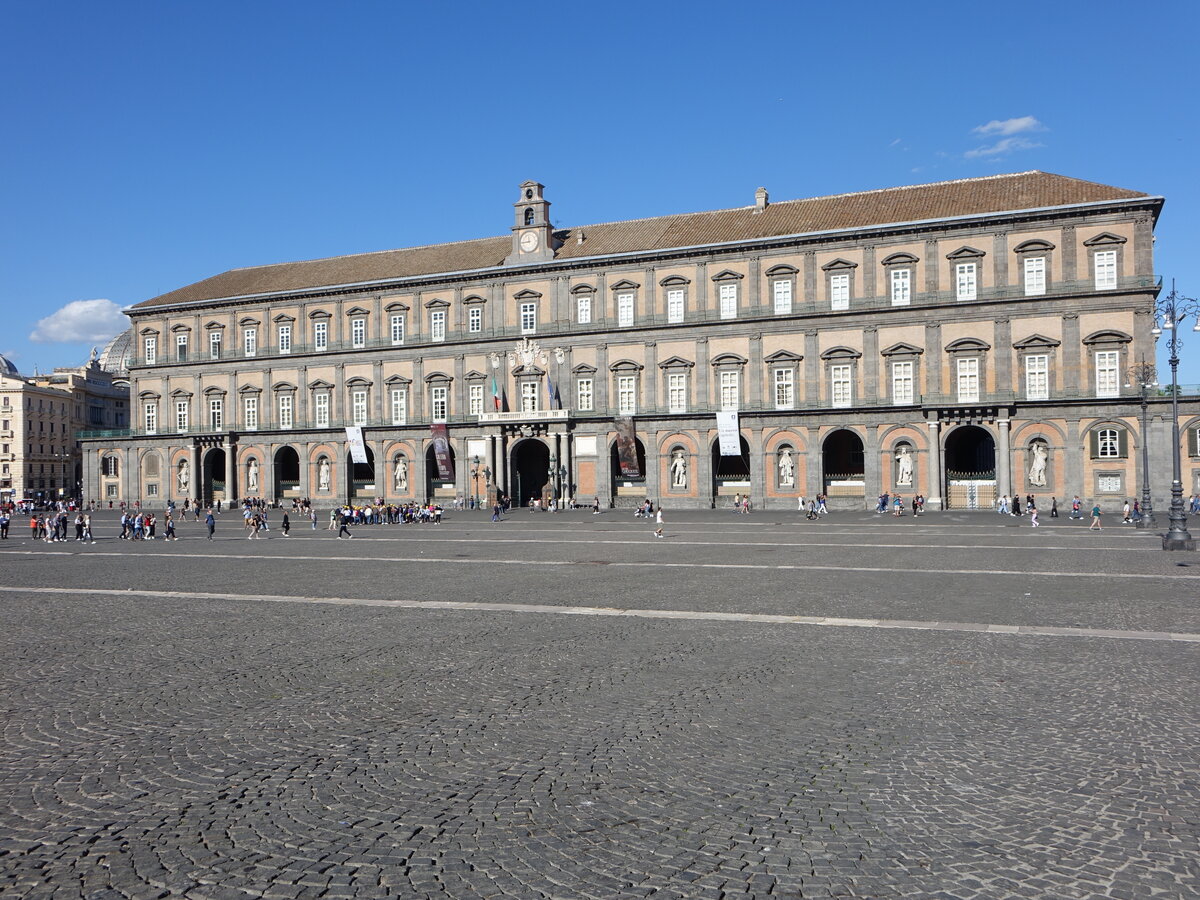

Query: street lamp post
(1152, 281), (1199, 551)
(470, 455), (481, 510)
(1125, 357), (1157, 529)
(548, 452), (557, 505)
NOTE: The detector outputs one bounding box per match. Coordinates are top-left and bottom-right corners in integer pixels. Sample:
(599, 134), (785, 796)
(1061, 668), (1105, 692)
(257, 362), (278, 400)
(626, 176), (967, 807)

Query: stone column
(264, 443), (275, 502)
(997, 416), (1011, 499)
(863, 426), (881, 508)
(926, 421), (942, 509)
(698, 427), (714, 508)
(646, 429), (660, 503)
(1064, 417), (1083, 501)
(223, 439), (236, 504)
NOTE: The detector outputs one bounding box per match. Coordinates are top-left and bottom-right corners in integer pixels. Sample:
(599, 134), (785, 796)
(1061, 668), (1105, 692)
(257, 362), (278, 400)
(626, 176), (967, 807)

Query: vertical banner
(345, 426), (368, 464)
(614, 416), (641, 477)
(717, 411), (741, 456)
(430, 423), (454, 480)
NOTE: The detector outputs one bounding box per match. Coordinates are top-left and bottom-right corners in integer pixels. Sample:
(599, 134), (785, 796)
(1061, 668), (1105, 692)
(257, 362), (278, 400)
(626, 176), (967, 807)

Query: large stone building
(80, 172), (1200, 510)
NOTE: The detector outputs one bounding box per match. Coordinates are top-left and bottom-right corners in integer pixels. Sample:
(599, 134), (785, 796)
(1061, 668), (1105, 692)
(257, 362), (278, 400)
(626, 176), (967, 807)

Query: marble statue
(395, 456), (408, 492)
(177, 460), (190, 493)
(778, 449), (795, 487)
(896, 445), (914, 486)
(670, 451), (687, 488)
(318, 458), (331, 491)
(1029, 442), (1048, 487)
(247, 458), (259, 492)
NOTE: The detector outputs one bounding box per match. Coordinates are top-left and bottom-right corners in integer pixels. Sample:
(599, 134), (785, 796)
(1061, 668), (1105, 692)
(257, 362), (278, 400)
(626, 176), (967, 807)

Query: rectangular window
(830, 274), (850, 311)
(390, 389), (407, 425)
(176, 334), (188, 362)
(577, 379), (594, 412)
(1094, 250), (1117, 290)
(520, 302), (536, 335)
(351, 318), (366, 349)
(278, 395), (293, 430)
(315, 393), (330, 427)
(278, 324), (291, 354)
(892, 360), (914, 405)
(1095, 350), (1119, 398)
(774, 368), (794, 410)
(243, 328), (257, 357)
(175, 400), (189, 433)
(146, 483), (158, 497)
(956, 357), (980, 403)
(209, 398), (223, 430)
(431, 310), (446, 342)
(1025, 354), (1049, 401)
(243, 396), (258, 431)
(955, 263), (977, 301)
(617, 293), (634, 327)
(468, 307), (482, 333)
(144, 336), (157, 365)
(1098, 429), (1120, 459)
(521, 381), (538, 412)
(209, 332), (222, 359)
(890, 269), (911, 306)
(1024, 257), (1046, 295)
(667, 289), (684, 324)
(390, 314), (405, 345)
(144, 403), (157, 434)
(617, 375), (637, 414)
(719, 283), (737, 319)
(314, 321), (328, 351)
(719, 371), (739, 411)
(668, 372), (687, 413)
(831, 365), (853, 408)
(469, 384), (484, 416)
(773, 280), (792, 315)
(431, 385), (448, 421)
(577, 295), (592, 324)
(351, 389), (368, 426)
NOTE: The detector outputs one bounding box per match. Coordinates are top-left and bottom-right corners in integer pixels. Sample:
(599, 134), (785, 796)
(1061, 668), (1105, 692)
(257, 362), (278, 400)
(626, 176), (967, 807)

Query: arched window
(524, 207), (535, 226)
(102, 455), (119, 477)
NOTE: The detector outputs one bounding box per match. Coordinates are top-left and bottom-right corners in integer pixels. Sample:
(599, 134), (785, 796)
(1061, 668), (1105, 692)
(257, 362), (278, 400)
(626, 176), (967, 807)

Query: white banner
(717, 411), (740, 456)
(345, 426), (368, 464)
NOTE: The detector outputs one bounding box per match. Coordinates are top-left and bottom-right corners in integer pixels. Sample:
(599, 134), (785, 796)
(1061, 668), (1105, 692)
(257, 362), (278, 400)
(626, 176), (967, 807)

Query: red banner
(430, 424), (454, 481)
(614, 416), (641, 478)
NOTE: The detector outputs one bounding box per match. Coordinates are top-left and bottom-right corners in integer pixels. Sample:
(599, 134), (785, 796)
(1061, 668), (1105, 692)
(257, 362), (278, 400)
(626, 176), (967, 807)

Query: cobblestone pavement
(1, 510), (1197, 898)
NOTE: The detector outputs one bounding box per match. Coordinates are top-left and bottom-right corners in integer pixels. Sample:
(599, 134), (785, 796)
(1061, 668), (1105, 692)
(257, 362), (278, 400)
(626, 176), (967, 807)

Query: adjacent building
(79, 172), (1200, 509)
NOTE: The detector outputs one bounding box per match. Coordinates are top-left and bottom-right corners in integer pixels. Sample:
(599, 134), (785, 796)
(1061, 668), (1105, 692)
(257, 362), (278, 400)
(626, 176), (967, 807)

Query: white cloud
(29, 299), (127, 344)
(972, 116), (1044, 136)
(964, 136), (1044, 159)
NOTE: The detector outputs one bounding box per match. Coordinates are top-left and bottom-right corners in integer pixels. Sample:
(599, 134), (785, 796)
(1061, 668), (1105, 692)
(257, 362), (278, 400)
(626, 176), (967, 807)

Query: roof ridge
(223, 233), (508, 274)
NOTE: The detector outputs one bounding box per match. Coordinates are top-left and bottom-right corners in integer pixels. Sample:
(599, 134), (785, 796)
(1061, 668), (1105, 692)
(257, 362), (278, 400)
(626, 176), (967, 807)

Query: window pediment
(946, 246), (986, 260)
(423, 372), (452, 384)
(272, 382), (297, 393)
(202, 386), (227, 396)
(170, 323), (192, 333)
(821, 258), (858, 271)
(513, 365), (546, 376)
(710, 269), (745, 282)
(170, 389), (193, 399)
(464, 369), (487, 381)
(764, 264), (799, 277)
(237, 384), (262, 394)
(1081, 329), (1132, 346)
(764, 349), (803, 364)
(462, 294), (486, 305)
(881, 252), (919, 266)
(1082, 232), (1128, 247)
(572, 363), (598, 375)
(820, 346), (862, 360)
(345, 376), (372, 387)
(238, 317), (260, 327)
(138, 390), (161, 400)
(945, 338), (991, 353)
(512, 289), (543, 301)
(1013, 333), (1062, 350)
(308, 310), (332, 320)
(384, 301), (409, 312)
(658, 275), (691, 287)
(308, 379), (334, 390)
(711, 353), (748, 367)
(881, 342), (924, 357)
(424, 298), (450, 309)
(610, 279), (640, 291)
(384, 374), (412, 386)
(569, 283), (597, 295)
(204, 321), (226, 330)
(272, 313), (296, 323)
(345, 306), (370, 317)
(139, 327), (161, 335)
(1014, 239), (1055, 253)
(609, 359), (644, 372)
(658, 355), (695, 369)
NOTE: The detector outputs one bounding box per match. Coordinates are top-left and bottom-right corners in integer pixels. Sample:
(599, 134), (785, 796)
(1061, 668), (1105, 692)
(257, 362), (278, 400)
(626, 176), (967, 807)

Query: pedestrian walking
(1050, 497), (1059, 518)
(654, 507), (664, 539)
(336, 509), (353, 539)
(281, 512), (290, 536)
(205, 509), (216, 540)
(1089, 504), (1102, 531)
(1030, 507), (1040, 527)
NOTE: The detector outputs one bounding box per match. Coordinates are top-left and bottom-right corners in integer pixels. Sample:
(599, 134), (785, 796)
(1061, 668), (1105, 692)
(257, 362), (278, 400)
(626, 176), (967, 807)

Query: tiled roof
(132, 171), (1152, 310)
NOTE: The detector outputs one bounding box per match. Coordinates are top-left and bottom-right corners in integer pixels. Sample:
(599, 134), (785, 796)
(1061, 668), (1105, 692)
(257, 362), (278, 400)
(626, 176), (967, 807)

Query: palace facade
(80, 172), (1200, 509)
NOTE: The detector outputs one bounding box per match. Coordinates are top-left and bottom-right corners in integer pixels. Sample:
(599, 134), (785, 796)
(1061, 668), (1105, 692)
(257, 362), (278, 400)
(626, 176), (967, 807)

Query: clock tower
(506, 180), (557, 265)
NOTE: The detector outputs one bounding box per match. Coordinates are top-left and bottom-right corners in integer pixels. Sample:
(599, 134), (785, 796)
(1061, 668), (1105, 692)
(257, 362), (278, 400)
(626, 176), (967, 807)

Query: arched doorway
(346, 446), (376, 501)
(944, 425), (996, 509)
(511, 439), (549, 507)
(711, 436), (750, 507)
(425, 441), (457, 502)
(609, 437), (646, 506)
(822, 429), (865, 503)
(274, 447), (300, 498)
(202, 448), (226, 503)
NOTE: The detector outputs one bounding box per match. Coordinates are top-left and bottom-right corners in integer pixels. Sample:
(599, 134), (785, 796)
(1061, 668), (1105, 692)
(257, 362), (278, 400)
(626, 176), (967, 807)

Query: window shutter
(1190, 425), (1199, 459)
(1117, 428), (1129, 459)
(1090, 430), (1100, 459)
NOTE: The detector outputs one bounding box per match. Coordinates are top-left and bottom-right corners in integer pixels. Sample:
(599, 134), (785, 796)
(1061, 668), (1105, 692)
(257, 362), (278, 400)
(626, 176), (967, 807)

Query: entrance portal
(944, 425), (997, 509)
(346, 447), (376, 500)
(274, 447), (300, 497)
(609, 437), (646, 505)
(202, 448), (226, 502)
(822, 429), (865, 498)
(425, 441), (457, 502)
(711, 436), (751, 506)
(511, 439), (549, 507)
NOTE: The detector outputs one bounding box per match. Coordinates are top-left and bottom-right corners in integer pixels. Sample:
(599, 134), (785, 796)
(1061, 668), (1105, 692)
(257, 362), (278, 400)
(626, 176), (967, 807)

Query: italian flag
(491, 374), (501, 410)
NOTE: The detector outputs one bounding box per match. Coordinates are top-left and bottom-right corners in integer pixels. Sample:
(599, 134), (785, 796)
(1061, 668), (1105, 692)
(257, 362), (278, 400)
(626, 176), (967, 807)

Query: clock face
(520, 231), (539, 252)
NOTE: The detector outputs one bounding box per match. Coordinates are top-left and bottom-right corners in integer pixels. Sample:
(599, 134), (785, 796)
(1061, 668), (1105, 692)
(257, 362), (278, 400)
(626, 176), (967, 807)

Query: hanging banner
(430, 423), (454, 480)
(717, 411), (741, 456)
(344, 426), (368, 464)
(614, 416), (641, 478)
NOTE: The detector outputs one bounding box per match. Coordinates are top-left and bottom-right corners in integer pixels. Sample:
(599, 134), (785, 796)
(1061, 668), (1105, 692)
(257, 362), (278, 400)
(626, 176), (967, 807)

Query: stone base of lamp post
(1162, 534), (1197, 551)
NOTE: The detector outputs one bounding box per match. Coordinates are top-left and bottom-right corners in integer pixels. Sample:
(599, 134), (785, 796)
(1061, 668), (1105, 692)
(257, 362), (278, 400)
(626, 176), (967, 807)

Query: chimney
(754, 187), (769, 213)
(577, 228), (585, 245)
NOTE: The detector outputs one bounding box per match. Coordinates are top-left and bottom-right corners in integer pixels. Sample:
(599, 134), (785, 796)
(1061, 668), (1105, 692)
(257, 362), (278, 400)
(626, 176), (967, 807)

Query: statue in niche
(895, 445), (914, 486)
(318, 458), (331, 491)
(395, 456), (409, 493)
(177, 460), (190, 494)
(670, 450), (688, 488)
(247, 458), (259, 493)
(778, 449), (795, 487)
(1029, 442), (1048, 487)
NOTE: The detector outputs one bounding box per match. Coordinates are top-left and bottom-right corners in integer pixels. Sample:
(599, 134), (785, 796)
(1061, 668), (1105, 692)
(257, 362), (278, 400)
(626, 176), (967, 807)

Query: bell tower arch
(506, 181), (556, 264)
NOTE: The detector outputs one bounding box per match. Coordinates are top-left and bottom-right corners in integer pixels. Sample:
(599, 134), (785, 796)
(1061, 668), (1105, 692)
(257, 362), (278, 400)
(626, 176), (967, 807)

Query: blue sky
(3, 0), (1199, 382)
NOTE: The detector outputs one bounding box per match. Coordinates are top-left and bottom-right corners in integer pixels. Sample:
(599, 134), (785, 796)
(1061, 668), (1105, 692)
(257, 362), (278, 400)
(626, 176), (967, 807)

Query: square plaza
(1, 508), (1197, 899)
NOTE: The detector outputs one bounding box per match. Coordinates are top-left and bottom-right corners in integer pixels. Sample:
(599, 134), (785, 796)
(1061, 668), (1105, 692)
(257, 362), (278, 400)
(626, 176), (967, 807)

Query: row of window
(141, 248), (1127, 364)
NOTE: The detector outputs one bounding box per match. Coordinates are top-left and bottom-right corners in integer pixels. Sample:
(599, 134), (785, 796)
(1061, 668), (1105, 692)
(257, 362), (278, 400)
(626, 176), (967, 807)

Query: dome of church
(97, 329), (132, 377)
(0, 353), (19, 376)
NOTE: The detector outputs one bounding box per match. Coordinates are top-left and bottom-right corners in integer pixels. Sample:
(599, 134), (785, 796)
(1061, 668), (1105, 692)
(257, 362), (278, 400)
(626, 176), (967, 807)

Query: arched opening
(711, 436), (751, 505)
(610, 437), (646, 505)
(822, 429), (865, 499)
(511, 439), (549, 507)
(274, 446), (300, 498)
(524, 207), (535, 226)
(944, 424), (996, 509)
(425, 440), (456, 503)
(202, 448), (226, 503)
(346, 446), (376, 500)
